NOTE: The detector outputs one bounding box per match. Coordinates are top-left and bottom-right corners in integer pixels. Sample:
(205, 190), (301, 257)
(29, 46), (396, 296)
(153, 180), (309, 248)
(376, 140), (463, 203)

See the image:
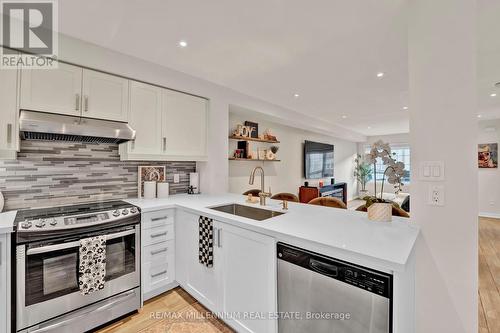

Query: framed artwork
(478, 143), (498, 168)
(138, 166), (166, 197)
(244, 121), (259, 138)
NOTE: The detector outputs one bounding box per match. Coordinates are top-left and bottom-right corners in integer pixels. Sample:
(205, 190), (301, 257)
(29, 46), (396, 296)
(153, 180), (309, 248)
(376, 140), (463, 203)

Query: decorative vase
(0, 191), (4, 212)
(266, 150), (275, 160)
(367, 203), (392, 222)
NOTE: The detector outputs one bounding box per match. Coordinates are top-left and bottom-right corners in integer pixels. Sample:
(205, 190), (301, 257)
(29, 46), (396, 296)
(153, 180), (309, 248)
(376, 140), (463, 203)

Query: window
(364, 144), (411, 183)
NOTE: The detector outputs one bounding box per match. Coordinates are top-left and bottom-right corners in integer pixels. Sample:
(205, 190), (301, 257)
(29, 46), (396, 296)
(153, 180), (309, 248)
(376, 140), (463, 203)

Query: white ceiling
(57, 0), (500, 136)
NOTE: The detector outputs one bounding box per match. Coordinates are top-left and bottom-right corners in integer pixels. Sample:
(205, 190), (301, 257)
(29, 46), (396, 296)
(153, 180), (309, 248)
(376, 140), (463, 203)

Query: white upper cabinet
(20, 62), (83, 116)
(82, 69), (129, 122)
(18, 57), (208, 161)
(162, 90), (208, 160)
(124, 81), (163, 156)
(121, 88), (208, 161)
(0, 63), (19, 159)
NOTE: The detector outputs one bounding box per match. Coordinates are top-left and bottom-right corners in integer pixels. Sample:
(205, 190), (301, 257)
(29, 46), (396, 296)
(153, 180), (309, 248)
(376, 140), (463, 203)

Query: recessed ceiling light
(341, 115), (347, 119)
(477, 114), (482, 118)
(178, 40), (188, 48)
(293, 93), (300, 98)
(490, 93), (497, 97)
(402, 106), (409, 110)
(367, 126), (372, 129)
(376, 72), (384, 78)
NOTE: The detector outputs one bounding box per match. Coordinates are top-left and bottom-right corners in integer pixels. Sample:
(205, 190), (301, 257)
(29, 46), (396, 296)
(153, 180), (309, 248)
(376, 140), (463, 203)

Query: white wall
(409, 1), (478, 332)
(228, 112), (358, 200)
(478, 119), (500, 218)
(358, 133), (411, 196)
(56, 34), (365, 195)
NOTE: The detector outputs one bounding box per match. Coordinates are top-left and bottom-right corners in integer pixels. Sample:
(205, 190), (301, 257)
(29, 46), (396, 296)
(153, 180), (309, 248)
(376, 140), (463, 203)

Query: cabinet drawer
(142, 258), (174, 293)
(142, 223), (174, 246)
(143, 240), (174, 264)
(142, 209), (174, 229)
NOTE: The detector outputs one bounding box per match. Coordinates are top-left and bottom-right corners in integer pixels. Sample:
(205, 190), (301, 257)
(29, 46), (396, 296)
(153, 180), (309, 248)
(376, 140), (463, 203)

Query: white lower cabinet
(0, 233), (11, 333)
(175, 209), (219, 310)
(141, 209), (176, 301)
(175, 210), (277, 333)
(215, 221), (277, 333)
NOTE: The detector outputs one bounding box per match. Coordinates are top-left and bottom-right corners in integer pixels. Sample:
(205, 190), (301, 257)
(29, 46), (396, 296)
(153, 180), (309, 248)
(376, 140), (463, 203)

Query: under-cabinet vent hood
(19, 110), (136, 144)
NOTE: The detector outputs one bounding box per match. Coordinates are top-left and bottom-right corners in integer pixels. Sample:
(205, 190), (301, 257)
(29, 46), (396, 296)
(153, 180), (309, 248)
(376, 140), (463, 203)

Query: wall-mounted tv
(304, 140), (334, 179)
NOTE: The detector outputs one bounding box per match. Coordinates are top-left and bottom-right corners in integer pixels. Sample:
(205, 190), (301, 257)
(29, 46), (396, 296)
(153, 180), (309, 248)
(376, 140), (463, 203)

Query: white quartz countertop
(0, 210), (17, 234)
(126, 193), (420, 270)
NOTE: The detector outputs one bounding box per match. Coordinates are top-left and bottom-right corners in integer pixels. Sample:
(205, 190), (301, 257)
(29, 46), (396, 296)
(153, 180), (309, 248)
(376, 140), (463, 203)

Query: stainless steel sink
(209, 203), (285, 221)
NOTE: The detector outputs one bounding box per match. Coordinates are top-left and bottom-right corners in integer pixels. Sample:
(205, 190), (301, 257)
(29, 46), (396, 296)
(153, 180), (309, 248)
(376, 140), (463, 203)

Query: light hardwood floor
(96, 287), (233, 333)
(479, 217), (500, 333)
(98, 217), (499, 333)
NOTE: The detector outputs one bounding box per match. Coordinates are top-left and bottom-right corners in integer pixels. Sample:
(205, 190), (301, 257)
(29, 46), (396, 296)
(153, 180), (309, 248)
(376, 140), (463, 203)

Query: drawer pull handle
(75, 93), (80, 111)
(151, 270), (167, 278)
(151, 216), (168, 222)
(84, 95), (89, 111)
(150, 231), (167, 238)
(7, 123), (12, 144)
(151, 248), (168, 256)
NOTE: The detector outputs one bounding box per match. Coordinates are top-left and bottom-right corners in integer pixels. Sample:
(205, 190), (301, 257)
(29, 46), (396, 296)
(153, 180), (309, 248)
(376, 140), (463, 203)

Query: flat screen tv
(304, 140), (334, 179)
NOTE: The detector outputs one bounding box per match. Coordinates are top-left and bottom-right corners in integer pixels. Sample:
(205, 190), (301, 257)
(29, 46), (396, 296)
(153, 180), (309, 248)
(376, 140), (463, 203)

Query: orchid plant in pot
(363, 140), (406, 221)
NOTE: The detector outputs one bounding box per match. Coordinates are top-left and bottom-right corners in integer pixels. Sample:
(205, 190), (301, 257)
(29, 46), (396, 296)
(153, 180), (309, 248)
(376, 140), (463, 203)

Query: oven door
(16, 225), (140, 331)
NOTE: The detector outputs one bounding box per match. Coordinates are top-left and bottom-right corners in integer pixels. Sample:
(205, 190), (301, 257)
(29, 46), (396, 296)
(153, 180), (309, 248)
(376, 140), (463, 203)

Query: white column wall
(409, 1), (478, 332)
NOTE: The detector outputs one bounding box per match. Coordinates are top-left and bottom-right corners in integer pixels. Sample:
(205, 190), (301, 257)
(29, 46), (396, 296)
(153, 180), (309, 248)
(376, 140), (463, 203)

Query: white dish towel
(79, 235), (106, 295)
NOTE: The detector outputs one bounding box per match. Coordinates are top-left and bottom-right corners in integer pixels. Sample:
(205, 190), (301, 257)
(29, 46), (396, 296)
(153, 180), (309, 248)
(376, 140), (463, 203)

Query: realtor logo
(1, 0), (58, 68)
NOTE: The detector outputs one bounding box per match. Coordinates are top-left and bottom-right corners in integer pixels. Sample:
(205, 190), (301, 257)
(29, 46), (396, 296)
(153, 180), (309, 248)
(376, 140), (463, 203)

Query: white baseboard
(479, 212), (500, 219)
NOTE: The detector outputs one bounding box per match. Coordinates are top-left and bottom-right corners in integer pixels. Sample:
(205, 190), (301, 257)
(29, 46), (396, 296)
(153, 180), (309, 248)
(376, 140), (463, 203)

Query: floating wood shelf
(228, 135), (280, 144)
(229, 158), (281, 162)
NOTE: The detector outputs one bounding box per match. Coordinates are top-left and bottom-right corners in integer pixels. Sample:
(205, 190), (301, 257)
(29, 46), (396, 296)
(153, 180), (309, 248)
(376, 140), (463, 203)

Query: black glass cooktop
(14, 200), (132, 223)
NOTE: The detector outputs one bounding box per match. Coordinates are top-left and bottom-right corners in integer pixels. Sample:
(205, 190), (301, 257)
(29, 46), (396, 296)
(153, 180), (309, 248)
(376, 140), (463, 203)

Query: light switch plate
(173, 174), (180, 183)
(419, 161), (445, 181)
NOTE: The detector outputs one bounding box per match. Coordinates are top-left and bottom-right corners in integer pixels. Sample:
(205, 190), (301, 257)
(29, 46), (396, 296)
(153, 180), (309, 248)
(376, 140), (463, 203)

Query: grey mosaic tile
(0, 141), (196, 210)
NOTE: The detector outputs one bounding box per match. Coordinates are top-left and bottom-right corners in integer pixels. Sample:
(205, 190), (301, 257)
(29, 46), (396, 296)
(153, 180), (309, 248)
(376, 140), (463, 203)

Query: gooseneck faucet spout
(249, 166), (271, 206)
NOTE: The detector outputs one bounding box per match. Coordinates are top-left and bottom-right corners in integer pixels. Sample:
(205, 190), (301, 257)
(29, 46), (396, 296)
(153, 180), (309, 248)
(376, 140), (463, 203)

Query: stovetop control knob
(122, 208), (129, 215)
(112, 210), (120, 217)
(130, 207), (137, 214)
(35, 219), (46, 228)
(21, 221), (32, 229)
(49, 218), (57, 226)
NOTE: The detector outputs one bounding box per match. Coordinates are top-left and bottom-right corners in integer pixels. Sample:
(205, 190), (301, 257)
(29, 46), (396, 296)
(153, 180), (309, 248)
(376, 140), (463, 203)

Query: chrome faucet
(249, 166), (271, 206)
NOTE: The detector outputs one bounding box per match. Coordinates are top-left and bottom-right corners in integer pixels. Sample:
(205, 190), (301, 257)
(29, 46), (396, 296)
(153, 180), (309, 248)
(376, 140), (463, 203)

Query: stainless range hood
(19, 110), (136, 144)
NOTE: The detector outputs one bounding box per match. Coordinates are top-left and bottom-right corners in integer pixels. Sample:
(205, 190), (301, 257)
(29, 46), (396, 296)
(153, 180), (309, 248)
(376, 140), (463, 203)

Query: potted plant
(354, 154), (372, 196)
(363, 140), (406, 221)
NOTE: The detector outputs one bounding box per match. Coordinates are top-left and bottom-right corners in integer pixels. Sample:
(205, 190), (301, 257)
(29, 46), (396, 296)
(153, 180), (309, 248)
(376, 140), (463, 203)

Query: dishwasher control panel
(277, 242), (392, 298)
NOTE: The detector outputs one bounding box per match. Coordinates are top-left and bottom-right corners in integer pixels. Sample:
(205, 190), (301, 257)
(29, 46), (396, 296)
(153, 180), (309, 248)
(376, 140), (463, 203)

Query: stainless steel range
(14, 201), (141, 333)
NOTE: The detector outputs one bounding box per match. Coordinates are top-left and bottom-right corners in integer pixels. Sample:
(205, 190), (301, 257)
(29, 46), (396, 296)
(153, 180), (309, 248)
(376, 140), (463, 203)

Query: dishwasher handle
(308, 258), (338, 277)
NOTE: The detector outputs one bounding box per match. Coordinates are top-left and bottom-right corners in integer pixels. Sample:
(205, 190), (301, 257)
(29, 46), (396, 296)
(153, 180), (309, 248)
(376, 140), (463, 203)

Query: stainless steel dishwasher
(277, 243), (392, 333)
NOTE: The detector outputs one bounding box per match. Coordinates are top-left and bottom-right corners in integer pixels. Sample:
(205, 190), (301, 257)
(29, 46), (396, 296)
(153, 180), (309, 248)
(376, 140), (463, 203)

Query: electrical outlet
(173, 174), (180, 183)
(490, 200), (495, 206)
(428, 185), (445, 206)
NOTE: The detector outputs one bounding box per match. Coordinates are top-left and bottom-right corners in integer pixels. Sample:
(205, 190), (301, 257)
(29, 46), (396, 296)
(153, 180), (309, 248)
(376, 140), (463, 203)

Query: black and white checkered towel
(199, 216), (214, 267)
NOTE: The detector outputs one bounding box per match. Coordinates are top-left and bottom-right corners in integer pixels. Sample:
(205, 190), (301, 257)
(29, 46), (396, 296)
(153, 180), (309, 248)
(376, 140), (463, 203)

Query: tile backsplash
(0, 141), (196, 210)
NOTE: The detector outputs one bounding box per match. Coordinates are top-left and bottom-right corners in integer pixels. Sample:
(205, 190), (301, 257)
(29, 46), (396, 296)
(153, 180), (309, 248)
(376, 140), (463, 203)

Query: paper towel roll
(157, 182), (169, 198)
(189, 173), (199, 194)
(143, 181), (157, 199)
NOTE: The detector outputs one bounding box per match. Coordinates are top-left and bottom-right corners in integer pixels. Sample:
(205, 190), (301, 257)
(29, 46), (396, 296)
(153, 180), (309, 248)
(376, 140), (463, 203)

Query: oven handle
(26, 228), (137, 255)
